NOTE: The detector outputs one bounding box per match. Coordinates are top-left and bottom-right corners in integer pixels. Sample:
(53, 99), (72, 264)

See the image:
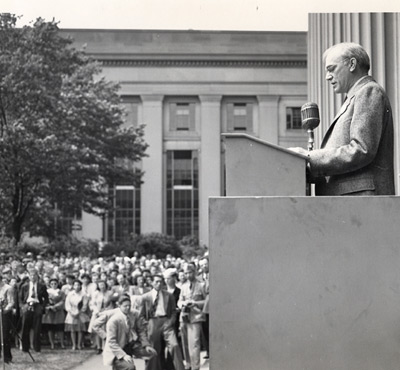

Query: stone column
(257, 95), (280, 144)
(308, 12), (400, 192)
(199, 95), (222, 246)
(141, 95), (164, 233)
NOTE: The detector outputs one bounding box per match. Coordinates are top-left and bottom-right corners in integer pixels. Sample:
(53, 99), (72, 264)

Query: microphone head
(301, 102), (320, 130)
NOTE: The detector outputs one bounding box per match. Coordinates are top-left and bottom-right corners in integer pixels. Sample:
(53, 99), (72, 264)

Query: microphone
(301, 102), (320, 151)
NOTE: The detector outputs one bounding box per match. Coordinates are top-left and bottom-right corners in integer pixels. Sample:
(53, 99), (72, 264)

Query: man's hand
(145, 346), (157, 356)
(123, 354), (134, 363)
(288, 147), (309, 156)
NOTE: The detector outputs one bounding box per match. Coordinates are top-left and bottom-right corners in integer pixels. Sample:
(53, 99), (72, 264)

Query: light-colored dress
(64, 290), (90, 332)
(87, 289), (114, 333)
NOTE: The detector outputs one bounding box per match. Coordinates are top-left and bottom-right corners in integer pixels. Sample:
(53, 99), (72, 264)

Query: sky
(2, 0), (400, 32)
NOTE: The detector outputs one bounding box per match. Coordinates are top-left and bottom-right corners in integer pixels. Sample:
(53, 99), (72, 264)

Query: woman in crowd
(64, 279), (90, 350)
(42, 278), (66, 349)
(88, 279), (114, 353)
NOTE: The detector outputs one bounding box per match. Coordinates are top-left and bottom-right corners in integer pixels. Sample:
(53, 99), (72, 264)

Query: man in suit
(163, 268), (182, 370)
(19, 268), (48, 352)
(140, 274), (184, 370)
(177, 264), (207, 370)
(290, 42), (394, 196)
(198, 257), (210, 361)
(102, 295), (156, 370)
(0, 273), (15, 364)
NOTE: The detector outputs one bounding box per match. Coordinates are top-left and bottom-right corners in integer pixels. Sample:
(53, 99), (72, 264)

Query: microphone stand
(305, 129), (315, 196)
(0, 300), (35, 365)
(307, 129), (315, 152)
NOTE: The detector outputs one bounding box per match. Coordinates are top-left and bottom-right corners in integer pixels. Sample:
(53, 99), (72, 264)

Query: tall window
(107, 184), (141, 241)
(121, 98), (139, 128)
(227, 102), (253, 132)
(106, 97), (141, 241)
(166, 150), (199, 240)
(286, 107), (302, 129)
(169, 102), (196, 131)
(54, 205), (82, 237)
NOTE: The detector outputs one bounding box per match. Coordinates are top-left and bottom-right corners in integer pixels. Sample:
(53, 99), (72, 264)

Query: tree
(0, 14), (148, 243)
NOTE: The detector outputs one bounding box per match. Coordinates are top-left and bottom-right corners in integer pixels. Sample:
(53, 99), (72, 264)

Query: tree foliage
(0, 14), (148, 242)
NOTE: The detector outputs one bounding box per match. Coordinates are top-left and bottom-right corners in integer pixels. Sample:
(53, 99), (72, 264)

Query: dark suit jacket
(309, 76), (395, 195)
(19, 281), (49, 313)
(140, 289), (177, 329)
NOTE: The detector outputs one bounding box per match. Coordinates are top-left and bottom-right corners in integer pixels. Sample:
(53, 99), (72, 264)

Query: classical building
(58, 29), (308, 245)
(57, 14), (400, 246)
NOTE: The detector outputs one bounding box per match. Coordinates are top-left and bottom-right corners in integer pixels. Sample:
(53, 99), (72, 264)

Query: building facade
(61, 29), (308, 245)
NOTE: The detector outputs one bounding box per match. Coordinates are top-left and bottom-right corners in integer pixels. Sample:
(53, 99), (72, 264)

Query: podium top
(222, 133), (309, 161)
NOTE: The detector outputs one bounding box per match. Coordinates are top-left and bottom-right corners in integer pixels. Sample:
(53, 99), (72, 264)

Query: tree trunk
(12, 217), (23, 243)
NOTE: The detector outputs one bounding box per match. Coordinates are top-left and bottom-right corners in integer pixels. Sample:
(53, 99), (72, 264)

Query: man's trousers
(146, 317), (184, 370)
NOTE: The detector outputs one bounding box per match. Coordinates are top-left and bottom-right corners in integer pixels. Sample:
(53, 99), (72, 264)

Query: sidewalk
(72, 351), (210, 370)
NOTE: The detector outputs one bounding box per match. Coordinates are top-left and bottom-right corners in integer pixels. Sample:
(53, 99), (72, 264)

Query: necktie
(152, 291), (159, 317)
(126, 315), (135, 342)
(32, 284), (37, 299)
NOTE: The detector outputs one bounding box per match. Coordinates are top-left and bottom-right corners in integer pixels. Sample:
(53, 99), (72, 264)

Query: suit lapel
(321, 76), (374, 148)
(321, 96), (353, 148)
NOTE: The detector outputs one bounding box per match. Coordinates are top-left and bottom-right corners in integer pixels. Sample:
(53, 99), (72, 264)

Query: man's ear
(349, 57), (357, 72)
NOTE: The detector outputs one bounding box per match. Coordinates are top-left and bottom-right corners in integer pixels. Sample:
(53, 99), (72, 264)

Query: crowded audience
(0, 248), (210, 370)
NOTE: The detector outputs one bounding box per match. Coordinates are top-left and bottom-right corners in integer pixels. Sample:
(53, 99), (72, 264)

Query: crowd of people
(0, 249), (210, 370)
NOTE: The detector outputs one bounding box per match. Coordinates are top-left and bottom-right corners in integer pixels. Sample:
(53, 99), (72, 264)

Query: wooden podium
(209, 133), (400, 370)
(223, 133), (308, 196)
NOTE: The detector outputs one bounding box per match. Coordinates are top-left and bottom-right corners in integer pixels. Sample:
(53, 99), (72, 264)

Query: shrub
(43, 236), (99, 258)
(179, 235), (207, 260)
(135, 233), (182, 259)
(100, 237), (138, 258)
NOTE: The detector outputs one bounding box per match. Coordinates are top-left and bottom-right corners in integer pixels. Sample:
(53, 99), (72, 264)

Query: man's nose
(326, 72), (332, 80)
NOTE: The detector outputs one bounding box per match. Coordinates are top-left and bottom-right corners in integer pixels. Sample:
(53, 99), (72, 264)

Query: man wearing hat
(1, 267), (11, 281)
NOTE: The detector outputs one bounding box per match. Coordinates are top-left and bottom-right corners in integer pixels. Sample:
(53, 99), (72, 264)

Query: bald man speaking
(291, 42), (395, 196)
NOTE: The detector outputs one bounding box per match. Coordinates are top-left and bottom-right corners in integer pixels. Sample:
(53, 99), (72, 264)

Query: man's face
(29, 271), (38, 282)
(325, 48), (353, 94)
(120, 300), (131, 315)
(184, 268), (196, 282)
(152, 277), (163, 291)
(165, 276), (175, 287)
(199, 259), (209, 273)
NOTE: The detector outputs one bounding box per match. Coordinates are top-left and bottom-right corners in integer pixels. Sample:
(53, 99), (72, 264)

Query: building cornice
(99, 59), (307, 68)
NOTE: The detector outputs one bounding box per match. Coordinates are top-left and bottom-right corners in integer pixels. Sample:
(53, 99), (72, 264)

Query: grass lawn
(7, 347), (95, 370)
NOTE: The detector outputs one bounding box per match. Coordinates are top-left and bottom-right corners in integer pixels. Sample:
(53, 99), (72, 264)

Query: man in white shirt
(140, 275), (184, 370)
(178, 265), (207, 370)
(19, 269), (48, 352)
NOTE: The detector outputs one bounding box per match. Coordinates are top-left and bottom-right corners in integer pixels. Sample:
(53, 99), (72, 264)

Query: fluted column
(141, 95), (164, 233)
(199, 95), (222, 246)
(308, 13), (400, 193)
